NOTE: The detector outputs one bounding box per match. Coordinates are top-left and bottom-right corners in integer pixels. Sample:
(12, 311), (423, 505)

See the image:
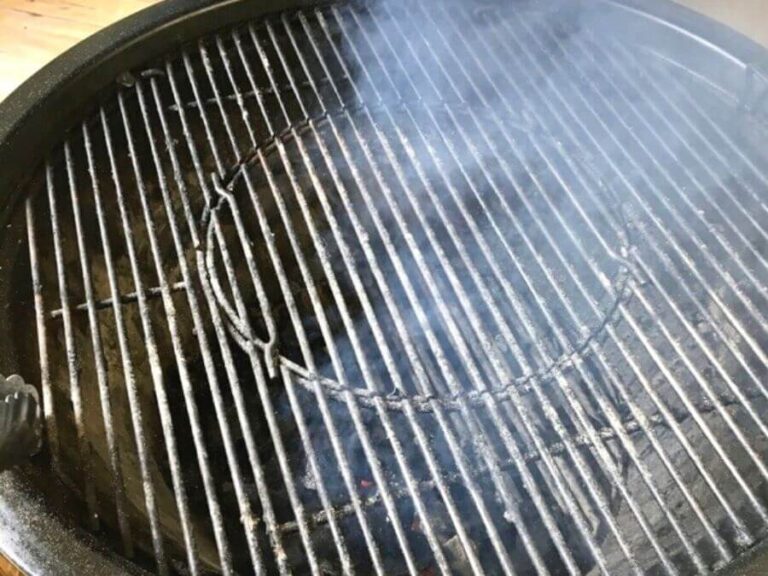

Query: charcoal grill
(3, 0), (768, 574)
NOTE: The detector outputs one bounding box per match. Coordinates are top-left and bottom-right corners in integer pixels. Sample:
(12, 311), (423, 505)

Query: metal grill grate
(12, 0), (768, 574)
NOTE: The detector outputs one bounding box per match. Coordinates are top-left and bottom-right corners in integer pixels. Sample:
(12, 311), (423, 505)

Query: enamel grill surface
(7, 1), (768, 574)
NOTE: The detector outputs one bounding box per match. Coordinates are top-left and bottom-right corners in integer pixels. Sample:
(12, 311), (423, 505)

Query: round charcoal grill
(4, 0), (768, 574)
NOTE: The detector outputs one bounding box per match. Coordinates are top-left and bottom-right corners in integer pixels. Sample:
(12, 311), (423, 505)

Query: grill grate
(11, 0), (768, 574)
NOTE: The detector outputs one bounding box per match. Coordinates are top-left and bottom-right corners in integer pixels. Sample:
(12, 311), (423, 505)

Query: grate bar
(484, 6), (766, 545)
(223, 147), (357, 574)
(349, 3), (659, 571)
(481, 6), (758, 546)
(646, 47), (768, 211)
(177, 48), (299, 574)
(308, 8), (593, 574)
(516, 11), (765, 364)
(268, 14), (510, 573)
(131, 78), (246, 574)
(320, 6), (624, 572)
(277, 11), (534, 572)
(503, 12), (768, 525)
(314, 15), (597, 576)
(103, 99), (201, 575)
(63, 140), (134, 554)
(598, 36), (768, 444)
(149, 70), (268, 575)
(365, 4), (682, 572)
(261, 18), (475, 573)
(276, 358), (355, 576)
(290, 15), (511, 553)
(571, 33), (768, 353)
(262, 9), (520, 572)
(408, 4), (725, 572)
(584, 54), (768, 320)
(469, 11), (751, 554)
(606, 39), (768, 380)
(200, 37), (339, 576)
(218, 28), (422, 573)
(48, 281), (187, 319)
(364, 2), (640, 556)
(176, 51), (295, 575)
(26, 198), (61, 474)
(418, 19), (706, 568)
(45, 160), (100, 531)
(606, 47), (768, 280)
(82, 118), (170, 575)
(578, 36), (768, 473)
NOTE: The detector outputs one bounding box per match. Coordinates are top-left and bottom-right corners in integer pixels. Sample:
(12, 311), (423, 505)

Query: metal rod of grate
(24, 2), (768, 575)
(426, 0), (760, 540)
(463, 10), (756, 551)
(484, 4), (768, 525)
(300, 8), (619, 573)
(497, 0), (768, 536)
(467, 0), (767, 543)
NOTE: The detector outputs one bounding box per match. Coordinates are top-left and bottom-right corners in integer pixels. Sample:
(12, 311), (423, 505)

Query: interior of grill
(5, 0), (768, 574)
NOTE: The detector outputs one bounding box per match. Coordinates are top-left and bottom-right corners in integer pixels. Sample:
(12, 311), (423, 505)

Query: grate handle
(0, 374), (42, 471)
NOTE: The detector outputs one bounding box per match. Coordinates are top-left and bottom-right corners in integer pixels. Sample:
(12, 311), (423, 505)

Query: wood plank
(677, 0), (768, 46)
(675, 1), (768, 47)
(0, 554), (22, 576)
(0, 0), (158, 102)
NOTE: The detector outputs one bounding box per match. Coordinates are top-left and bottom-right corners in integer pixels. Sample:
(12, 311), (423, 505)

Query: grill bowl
(3, 1), (768, 574)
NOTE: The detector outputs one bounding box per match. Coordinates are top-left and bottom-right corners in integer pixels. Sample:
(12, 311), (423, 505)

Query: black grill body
(3, 1), (768, 575)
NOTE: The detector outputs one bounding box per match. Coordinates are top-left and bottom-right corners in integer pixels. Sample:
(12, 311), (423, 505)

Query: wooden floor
(0, 557), (20, 576)
(678, 0), (768, 47)
(0, 0), (158, 101)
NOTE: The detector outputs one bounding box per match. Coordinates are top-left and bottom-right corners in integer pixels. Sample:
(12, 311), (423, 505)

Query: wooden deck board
(0, 0), (158, 102)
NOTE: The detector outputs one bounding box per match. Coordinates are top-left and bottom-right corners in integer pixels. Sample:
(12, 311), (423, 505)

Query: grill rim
(2, 0), (768, 574)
